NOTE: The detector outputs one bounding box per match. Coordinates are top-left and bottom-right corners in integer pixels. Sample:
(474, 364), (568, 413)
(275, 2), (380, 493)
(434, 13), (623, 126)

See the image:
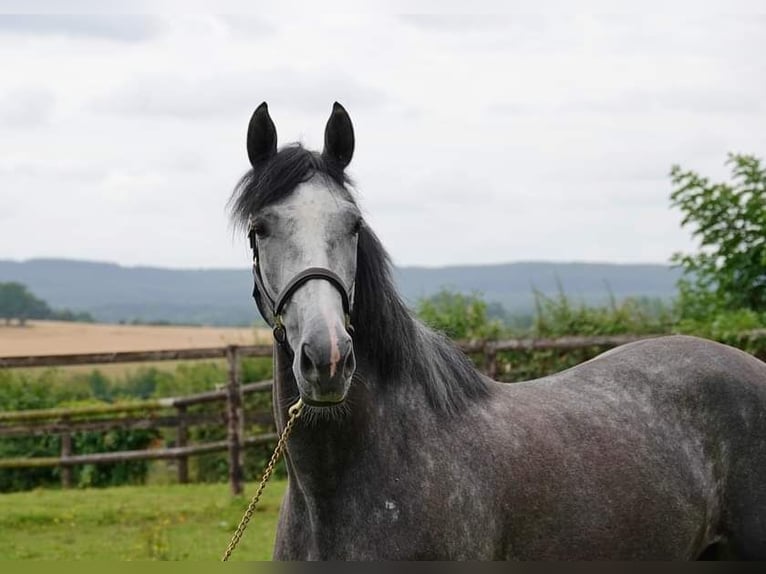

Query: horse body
(273, 335), (766, 560)
(231, 102), (766, 560)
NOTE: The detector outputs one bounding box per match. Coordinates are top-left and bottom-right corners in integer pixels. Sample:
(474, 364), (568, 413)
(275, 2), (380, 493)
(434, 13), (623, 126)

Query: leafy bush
(189, 357), (276, 483)
(417, 290), (502, 340)
(0, 372), (159, 492)
(0, 282), (51, 325)
(0, 357), (277, 492)
(531, 290), (675, 337)
(673, 308), (766, 358)
(415, 288), (682, 381)
(671, 154), (766, 320)
(0, 281), (94, 324)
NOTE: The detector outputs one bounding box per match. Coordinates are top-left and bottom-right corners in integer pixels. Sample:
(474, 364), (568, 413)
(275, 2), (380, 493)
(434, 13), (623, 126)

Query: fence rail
(0, 344), (273, 369)
(0, 344), (276, 494)
(0, 434), (279, 469)
(0, 380), (274, 423)
(0, 333), (705, 493)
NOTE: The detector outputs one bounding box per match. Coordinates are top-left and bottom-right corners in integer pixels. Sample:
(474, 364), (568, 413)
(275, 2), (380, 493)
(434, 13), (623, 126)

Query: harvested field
(0, 321), (272, 358)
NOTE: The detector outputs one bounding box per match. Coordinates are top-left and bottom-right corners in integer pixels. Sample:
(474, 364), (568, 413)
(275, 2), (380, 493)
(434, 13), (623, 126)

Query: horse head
(238, 102), (359, 406)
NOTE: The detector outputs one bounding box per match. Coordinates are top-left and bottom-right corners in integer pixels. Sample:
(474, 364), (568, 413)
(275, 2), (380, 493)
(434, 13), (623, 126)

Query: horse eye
(252, 222), (269, 238)
(351, 219), (363, 235)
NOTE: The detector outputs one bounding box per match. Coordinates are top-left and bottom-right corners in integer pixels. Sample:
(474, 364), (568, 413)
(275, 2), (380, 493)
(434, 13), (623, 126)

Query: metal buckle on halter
(273, 314), (287, 345)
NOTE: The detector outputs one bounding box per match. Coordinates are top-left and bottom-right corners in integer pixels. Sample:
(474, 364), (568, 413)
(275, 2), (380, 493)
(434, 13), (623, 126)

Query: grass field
(0, 323), (283, 560)
(0, 480), (287, 560)
(0, 321), (272, 358)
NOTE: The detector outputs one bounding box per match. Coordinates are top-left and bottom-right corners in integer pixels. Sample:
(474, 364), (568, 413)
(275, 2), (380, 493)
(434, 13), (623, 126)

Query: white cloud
(0, 10), (764, 270)
(0, 14), (163, 42)
(0, 87), (55, 127)
(97, 68), (390, 119)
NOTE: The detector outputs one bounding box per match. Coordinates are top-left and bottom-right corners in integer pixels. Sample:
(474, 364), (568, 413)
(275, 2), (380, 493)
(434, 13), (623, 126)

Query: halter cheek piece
(249, 230), (353, 349)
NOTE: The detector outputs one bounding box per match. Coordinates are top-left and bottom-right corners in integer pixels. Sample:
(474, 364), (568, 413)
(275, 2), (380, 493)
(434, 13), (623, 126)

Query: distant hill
(0, 258), (681, 326)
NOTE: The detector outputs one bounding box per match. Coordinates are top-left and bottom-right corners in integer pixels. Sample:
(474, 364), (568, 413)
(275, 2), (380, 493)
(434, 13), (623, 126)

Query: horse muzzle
(294, 331), (355, 406)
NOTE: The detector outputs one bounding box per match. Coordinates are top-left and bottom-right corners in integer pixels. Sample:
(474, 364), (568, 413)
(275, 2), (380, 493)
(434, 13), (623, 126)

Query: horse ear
(322, 102), (354, 168)
(247, 102), (277, 167)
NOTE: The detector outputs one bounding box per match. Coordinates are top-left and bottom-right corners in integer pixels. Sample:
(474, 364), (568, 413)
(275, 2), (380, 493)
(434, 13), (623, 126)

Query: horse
(228, 102), (766, 560)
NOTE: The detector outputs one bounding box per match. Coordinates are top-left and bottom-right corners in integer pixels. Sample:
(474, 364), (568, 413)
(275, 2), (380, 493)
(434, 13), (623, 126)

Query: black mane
(230, 144), (489, 413)
(230, 144), (351, 227)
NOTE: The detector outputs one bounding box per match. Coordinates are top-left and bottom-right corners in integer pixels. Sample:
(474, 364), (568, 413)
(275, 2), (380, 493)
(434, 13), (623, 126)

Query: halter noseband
(250, 231), (353, 348)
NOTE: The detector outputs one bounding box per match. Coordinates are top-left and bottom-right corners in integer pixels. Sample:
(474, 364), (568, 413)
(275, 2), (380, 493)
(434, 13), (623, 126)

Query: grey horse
(229, 102), (766, 560)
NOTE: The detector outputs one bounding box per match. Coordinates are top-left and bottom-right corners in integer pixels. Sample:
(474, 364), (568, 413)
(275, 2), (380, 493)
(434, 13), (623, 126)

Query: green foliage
(0, 377), (159, 492)
(0, 281), (94, 325)
(189, 357), (276, 483)
(50, 308), (95, 322)
(531, 290), (675, 337)
(477, 291), (675, 382)
(670, 154), (766, 319)
(0, 369), (91, 411)
(0, 357), (276, 492)
(69, 422), (159, 489)
(153, 363), (221, 398)
(416, 290), (502, 340)
(0, 282), (51, 325)
(673, 307), (766, 356)
(415, 287), (682, 382)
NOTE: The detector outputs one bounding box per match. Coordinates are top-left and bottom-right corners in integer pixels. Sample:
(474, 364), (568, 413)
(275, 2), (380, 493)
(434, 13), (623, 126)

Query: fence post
(484, 343), (498, 380)
(225, 345), (245, 496)
(176, 405), (189, 484)
(60, 416), (73, 489)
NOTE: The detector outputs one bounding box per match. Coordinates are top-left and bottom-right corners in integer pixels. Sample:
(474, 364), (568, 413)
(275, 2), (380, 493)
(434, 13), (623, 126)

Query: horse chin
(293, 373), (351, 408)
(301, 395), (346, 408)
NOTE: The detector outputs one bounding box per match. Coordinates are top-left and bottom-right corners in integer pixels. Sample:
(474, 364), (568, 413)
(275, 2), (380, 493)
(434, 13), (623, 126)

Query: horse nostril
(341, 342), (356, 380)
(298, 339), (354, 387)
(300, 343), (319, 382)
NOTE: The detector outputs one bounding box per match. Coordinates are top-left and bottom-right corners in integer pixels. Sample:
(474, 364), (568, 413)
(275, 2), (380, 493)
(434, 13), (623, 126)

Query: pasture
(0, 480), (286, 560)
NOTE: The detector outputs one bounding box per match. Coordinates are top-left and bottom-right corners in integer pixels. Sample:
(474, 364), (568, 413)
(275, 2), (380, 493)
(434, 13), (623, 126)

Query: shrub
(417, 290), (502, 340)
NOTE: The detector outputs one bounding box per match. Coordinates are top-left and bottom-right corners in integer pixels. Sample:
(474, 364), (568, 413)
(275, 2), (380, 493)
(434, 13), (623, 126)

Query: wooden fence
(0, 334), (671, 495)
(0, 345), (274, 495)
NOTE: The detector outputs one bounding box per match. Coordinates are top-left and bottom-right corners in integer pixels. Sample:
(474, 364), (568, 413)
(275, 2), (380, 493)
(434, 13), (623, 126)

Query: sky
(0, 5), (764, 269)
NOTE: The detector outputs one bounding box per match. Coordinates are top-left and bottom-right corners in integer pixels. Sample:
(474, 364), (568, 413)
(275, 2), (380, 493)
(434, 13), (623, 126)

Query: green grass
(0, 480), (287, 560)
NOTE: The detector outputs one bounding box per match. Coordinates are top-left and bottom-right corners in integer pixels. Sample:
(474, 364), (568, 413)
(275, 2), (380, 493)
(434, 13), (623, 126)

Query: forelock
(229, 143), (353, 231)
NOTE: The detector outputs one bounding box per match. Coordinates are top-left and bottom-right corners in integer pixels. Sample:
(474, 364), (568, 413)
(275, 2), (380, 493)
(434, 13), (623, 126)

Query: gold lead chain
(221, 398), (304, 561)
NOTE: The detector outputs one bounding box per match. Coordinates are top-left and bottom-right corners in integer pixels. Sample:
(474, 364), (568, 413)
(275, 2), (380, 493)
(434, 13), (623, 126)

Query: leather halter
(249, 230), (353, 348)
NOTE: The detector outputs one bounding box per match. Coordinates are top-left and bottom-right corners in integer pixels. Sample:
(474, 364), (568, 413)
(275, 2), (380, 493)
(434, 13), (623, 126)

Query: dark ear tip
(323, 102), (354, 168)
(247, 101), (277, 167)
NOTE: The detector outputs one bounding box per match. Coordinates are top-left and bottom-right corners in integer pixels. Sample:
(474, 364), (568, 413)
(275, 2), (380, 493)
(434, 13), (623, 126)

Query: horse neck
(271, 343), (296, 431)
(271, 343), (436, 487)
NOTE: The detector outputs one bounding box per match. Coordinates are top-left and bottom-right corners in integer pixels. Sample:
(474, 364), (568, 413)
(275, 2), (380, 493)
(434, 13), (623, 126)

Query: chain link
(221, 398), (304, 561)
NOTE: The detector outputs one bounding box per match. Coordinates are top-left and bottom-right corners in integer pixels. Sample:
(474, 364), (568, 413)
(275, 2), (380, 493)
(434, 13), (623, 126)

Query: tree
(670, 154), (766, 320)
(0, 282), (52, 325)
(416, 289), (502, 340)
